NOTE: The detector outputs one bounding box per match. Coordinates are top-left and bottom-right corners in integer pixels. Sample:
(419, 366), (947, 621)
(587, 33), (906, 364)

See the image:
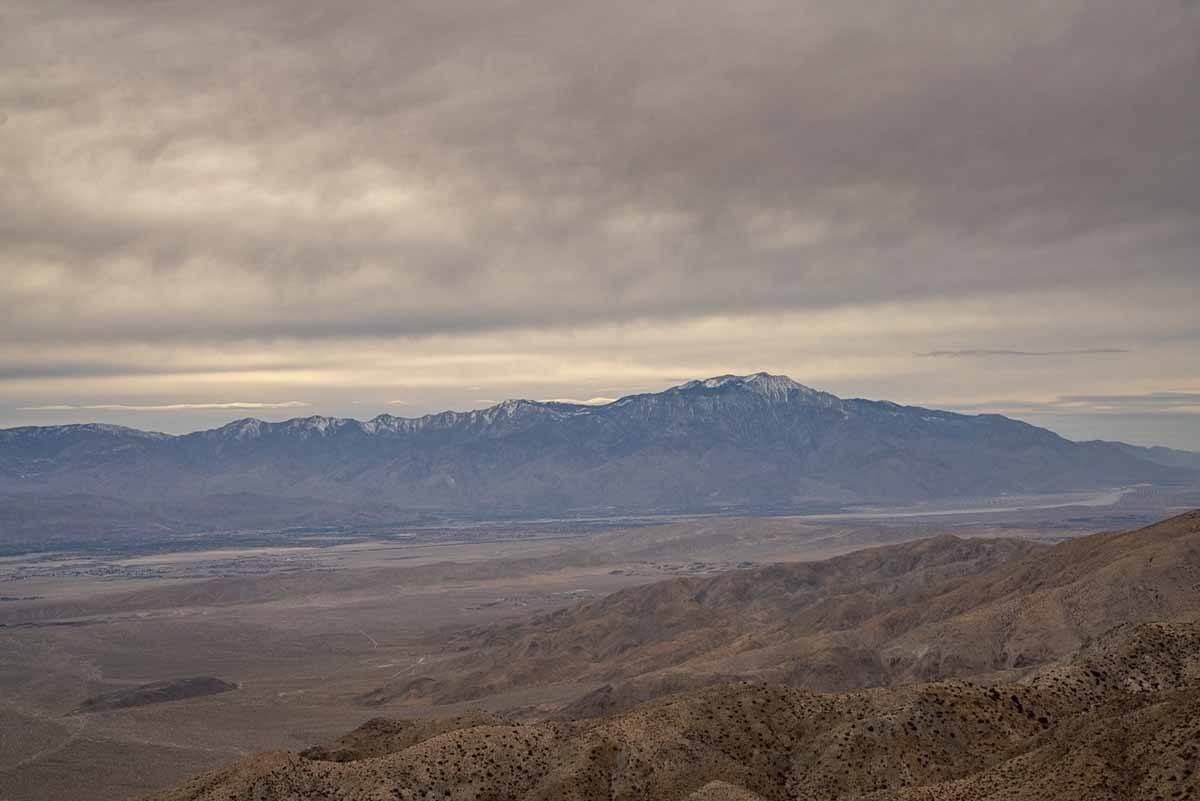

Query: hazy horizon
(4, 371), (1198, 451)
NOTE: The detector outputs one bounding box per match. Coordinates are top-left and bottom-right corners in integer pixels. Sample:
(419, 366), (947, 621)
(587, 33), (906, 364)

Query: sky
(1, 1), (1198, 447)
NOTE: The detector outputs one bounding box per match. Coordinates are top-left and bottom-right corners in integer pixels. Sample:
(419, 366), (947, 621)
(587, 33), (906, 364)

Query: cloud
(1057, 392), (1200, 413)
(947, 392), (1200, 416)
(917, 349), (1129, 358)
(0, 1), (1197, 446)
(386, 399), (409, 406)
(18, 401), (310, 412)
(0, 362), (299, 380)
(1, 0), (1198, 347)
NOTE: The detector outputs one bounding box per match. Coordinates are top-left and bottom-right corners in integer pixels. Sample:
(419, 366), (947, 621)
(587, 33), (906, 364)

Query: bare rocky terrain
(401, 508), (1200, 713)
(4, 512), (1042, 801)
(141, 619), (1200, 801)
(2, 506), (1197, 801)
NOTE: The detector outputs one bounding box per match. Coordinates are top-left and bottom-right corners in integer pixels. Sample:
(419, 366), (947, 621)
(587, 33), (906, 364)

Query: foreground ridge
(138, 620), (1200, 801)
(139, 512), (1200, 801)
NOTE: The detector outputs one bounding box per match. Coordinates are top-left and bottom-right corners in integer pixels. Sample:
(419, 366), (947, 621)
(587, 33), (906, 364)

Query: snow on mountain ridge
(5, 375), (847, 442)
(2, 375), (908, 442)
(0, 422), (171, 441)
(2, 375), (1192, 513)
(674, 372), (838, 405)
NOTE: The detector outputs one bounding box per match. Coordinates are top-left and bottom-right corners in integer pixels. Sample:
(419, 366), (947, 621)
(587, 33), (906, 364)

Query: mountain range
(2, 374), (1197, 528)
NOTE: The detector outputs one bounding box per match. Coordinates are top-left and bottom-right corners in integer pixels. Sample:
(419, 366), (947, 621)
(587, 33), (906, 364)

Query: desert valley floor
(1, 487), (1198, 801)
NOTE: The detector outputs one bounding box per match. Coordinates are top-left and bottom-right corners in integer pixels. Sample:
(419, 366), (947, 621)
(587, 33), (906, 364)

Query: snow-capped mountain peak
(674, 372), (827, 403)
(210, 418), (266, 441)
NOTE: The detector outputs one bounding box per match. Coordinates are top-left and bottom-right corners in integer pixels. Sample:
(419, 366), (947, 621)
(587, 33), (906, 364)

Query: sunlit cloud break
(917, 349), (1129, 358)
(945, 391), (1200, 415)
(18, 401), (311, 412)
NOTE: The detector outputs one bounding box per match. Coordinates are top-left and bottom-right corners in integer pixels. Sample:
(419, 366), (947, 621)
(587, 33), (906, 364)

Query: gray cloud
(918, 349), (1129, 358)
(1, 0), (1198, 345)
(18, 401), (310, 412)
(1059, 392), (1200, 409)
(0, 1), (1198, 446)
(0, 362), (302, 381)
(948, 392), (1200, 415)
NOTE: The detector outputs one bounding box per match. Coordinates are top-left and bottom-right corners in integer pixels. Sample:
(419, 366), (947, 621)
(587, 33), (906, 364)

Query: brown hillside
(138, 620), (1200, 801)
(363, 534), (1045, 706)
(363, 511), (1200, 710)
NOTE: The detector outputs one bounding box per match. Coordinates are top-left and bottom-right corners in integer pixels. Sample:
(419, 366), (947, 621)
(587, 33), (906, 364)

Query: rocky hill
(358, 511), (1200, 710)
(137, 619), (1200, 801)
(134, 511), (1200, 801)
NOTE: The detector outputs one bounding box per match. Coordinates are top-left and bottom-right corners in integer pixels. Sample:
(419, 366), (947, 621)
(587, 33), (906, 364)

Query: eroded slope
(139, 620), (1200, 801)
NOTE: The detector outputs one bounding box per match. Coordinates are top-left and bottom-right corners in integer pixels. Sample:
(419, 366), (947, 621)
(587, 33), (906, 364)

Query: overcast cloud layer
(1, 0), (1198, 446)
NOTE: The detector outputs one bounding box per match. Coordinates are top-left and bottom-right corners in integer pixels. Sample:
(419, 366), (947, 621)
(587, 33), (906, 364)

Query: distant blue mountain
(1, 373), (1194, 519)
